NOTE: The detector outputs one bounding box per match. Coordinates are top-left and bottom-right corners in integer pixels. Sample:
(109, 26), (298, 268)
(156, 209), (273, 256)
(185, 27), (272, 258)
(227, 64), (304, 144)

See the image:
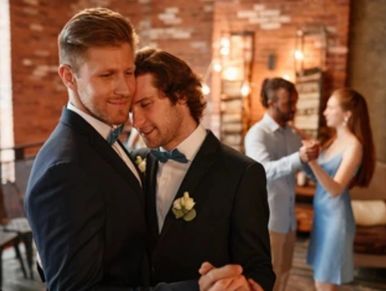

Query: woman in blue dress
(306, 88), (375, 291)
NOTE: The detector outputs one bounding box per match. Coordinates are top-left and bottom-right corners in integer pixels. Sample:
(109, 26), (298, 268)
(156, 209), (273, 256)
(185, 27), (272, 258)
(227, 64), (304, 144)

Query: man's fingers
(248, 279), (264, 291)
(199, 264), (243, 291)
(199, 261), (214, 275)
(209, 276), (248, 291)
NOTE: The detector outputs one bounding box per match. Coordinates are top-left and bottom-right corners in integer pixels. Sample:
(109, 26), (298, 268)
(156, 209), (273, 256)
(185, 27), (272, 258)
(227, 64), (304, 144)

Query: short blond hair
(58, 7), (137, 71)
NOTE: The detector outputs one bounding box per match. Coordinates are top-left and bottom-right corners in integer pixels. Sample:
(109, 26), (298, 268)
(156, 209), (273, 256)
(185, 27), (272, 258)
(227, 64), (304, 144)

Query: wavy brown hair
(329, 88), (375, 187)
(135, 47), (206, 123)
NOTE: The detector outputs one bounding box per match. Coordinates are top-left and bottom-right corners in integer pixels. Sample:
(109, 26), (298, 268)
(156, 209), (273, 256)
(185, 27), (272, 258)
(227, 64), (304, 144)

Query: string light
(294, 49), (304, 60)
(212, 61), (222, 72)
(240, 82), (250, 97)
(202, 83), (210, 95)
(219, 36), (230, 56)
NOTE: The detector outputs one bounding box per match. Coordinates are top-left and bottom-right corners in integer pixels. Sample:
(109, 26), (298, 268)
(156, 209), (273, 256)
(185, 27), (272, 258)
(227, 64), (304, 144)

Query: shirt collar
(67, 102), (116, 141)
(262, 113), (287, 133)
(160, 124), (207, 162)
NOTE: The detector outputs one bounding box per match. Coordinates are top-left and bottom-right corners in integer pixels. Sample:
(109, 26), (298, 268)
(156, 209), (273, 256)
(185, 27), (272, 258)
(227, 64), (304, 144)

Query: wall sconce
(294, 29), (304, 76)
(267, 53), (276, 70)
(294, 27), (327, 77)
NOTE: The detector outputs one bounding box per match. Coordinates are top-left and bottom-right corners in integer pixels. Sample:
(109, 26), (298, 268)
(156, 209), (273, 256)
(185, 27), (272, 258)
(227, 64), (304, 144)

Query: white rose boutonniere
(172, 191), (196, 222)
(135, 156), (146, 173)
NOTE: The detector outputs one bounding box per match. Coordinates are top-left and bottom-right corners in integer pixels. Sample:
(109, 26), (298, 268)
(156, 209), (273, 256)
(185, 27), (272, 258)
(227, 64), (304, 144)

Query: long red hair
(331, 88), (375, 187)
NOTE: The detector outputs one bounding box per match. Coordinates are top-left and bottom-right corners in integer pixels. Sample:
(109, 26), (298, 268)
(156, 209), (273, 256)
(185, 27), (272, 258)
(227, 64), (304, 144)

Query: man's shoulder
(218, 142), (263, 170)
(246, 120), (272, 138)
(33, 123), (97, 176)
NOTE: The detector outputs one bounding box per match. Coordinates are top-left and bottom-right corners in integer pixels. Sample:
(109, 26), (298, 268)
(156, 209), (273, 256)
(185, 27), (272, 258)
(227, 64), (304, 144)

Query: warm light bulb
(202, 83), (210, 95)
(212, 61), (222, 72)
(294, 50), (304, 60)
(282, 74), (291, 81)
(220, 46), (230, 56)
(223, 67), (239, 81)
(220, 37), (230, 48)
(219, 36), (230, 56)
(240, 82), (250, 97)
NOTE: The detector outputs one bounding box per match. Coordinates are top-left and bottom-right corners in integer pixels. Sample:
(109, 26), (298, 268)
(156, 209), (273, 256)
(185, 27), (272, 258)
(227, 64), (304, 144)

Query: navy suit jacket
(142, 131), (275, 291)
(25, 109), (198, 291)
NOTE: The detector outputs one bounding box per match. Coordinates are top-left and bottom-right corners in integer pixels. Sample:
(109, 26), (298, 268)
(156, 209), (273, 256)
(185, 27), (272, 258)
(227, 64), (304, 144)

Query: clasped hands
(299, 139), (320, 163)
(198, 262), (263, 291)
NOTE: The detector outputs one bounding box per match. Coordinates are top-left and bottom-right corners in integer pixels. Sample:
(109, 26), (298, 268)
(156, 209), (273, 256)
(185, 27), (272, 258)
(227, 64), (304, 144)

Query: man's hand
(299, 139), (320, 162)
(198, 262), (264, 291)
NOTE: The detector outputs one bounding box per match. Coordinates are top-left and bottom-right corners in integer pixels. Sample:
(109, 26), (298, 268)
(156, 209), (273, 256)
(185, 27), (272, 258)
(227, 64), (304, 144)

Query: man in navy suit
(131, 48), (275, 291)
(24, 8), (200, 291)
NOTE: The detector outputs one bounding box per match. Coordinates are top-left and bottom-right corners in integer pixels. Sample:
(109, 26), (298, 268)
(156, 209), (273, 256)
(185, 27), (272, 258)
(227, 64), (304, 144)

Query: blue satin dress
(306, 154), (355, 284)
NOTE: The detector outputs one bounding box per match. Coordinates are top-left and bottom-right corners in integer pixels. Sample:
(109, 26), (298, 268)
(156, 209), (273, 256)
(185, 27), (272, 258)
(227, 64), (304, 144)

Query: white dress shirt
(245, 113), (302, 233)
(156, 125), (207, 231)
(67, 103), (141, 184)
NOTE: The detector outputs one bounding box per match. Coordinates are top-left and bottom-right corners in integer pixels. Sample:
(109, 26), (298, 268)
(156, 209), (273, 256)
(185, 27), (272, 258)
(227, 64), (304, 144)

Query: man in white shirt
(244, 78), (318, 291)
(132, 48), (275, 291)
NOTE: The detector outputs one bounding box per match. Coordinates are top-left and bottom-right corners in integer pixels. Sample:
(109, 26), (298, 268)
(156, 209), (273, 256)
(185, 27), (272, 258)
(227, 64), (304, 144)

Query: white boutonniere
(135, 156), (146, 173)
(172, 191), (197, 222)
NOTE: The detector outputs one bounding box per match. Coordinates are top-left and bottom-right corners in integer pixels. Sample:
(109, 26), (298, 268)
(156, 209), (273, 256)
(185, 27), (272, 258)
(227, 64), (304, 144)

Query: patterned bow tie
(150, 148), (189, 163)
(107, 124), (124, 145)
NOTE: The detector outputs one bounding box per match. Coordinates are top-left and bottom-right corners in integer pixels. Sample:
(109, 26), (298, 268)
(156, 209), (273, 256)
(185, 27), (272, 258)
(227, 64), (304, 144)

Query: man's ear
(267, 97), (276, 107)
(58, 64), (77, 90)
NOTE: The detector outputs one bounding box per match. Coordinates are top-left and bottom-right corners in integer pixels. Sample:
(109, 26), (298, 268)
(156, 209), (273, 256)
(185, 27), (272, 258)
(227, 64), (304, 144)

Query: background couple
(25, 7), (275, 291)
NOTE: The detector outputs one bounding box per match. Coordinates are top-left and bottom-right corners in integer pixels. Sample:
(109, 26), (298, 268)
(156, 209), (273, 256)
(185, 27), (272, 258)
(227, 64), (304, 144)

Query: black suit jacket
(24, 109), (198, 291)
(143, 131), (275, 291)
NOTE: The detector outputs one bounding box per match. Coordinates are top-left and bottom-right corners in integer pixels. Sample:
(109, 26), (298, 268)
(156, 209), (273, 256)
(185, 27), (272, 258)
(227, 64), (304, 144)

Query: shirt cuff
(289, 151), (302, 171)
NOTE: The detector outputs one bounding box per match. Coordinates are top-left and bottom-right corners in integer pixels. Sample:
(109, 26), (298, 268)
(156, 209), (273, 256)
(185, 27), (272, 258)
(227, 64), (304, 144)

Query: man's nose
(114, 75), (132, 96)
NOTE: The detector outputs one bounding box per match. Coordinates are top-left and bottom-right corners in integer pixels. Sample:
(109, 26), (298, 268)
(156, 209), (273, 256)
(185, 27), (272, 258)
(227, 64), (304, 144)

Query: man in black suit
(24, 8), (199, 291)
(131, 48), (275, 291)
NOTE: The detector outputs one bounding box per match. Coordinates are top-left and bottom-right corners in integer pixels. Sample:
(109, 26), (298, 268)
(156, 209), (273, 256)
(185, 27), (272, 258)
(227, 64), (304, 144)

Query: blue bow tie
(107, 124), (124, 145)
(151, 149), (188, 163)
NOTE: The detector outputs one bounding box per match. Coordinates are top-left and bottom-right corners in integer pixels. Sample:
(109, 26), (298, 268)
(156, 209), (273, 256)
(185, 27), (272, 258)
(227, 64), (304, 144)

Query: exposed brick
(9, 0), (348, 146)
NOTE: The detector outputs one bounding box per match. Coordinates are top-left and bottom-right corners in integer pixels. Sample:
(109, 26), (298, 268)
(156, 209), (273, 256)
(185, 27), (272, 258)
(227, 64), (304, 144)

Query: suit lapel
(60, 109), (143, 205)
(146, 153), (159, 249)
(157, 131), (221, 240)
(118, 140), (145, 185)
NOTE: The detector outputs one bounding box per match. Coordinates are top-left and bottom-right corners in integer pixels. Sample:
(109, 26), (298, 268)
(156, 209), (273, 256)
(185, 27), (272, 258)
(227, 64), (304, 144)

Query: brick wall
(9, 0), (348, 145)
(10, 0), (214, 145)
(212, 0), (350, 124)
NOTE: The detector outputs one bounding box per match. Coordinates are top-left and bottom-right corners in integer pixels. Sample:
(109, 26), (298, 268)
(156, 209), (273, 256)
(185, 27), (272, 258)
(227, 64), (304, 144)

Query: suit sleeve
(25, 162), (113, 290)
(231, 162), (275, 291)
(25, 162), (199, 291)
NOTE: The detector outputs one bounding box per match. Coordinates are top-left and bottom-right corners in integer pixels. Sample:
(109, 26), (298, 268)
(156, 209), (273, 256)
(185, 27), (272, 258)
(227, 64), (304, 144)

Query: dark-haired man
(132, 48), (275, 291)
(244, 78), (318, 291)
